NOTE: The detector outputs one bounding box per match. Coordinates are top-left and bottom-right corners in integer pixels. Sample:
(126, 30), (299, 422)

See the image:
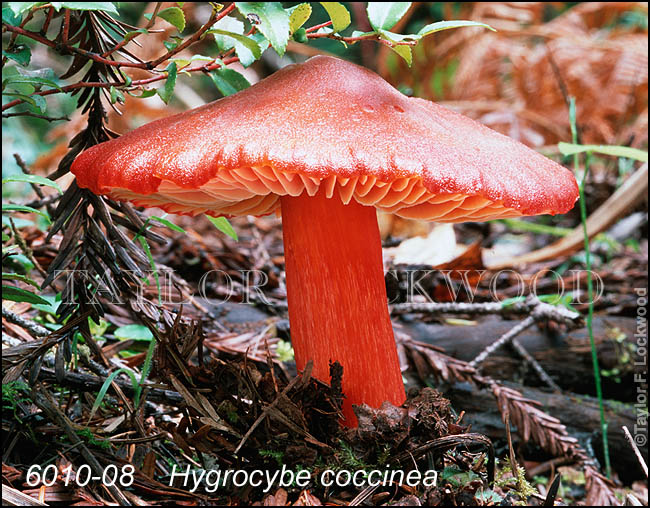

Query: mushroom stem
(281, 188), (406, 426)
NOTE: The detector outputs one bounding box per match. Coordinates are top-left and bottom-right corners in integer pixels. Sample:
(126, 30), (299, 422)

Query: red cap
(71, 55), (579, 220)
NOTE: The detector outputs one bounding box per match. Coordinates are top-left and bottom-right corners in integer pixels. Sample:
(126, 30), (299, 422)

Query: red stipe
(281, 189), (406, 426)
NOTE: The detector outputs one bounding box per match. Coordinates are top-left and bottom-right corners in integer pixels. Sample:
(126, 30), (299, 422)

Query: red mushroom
(71, 55), (579, 426)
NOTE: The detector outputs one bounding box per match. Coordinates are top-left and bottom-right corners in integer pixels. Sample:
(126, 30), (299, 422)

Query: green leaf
(211, 29), (262, 63)
(236, 2), (290, 57)
(88, 367), (138, 421)
(109, 85), (124, 104)
(288, 3), (312, 33)
(388, 44), (412, 66)
(1, 93), (37, 110)
(367, 2), (411, 31)
(377, 28), (419, 43)
(2, 273), (39, 288)
(130, 88), (157, 98)
(123, 28), (148, 43)
(31, 94), (46, 113)
(209, 67), (251, 97)
(211, 15), (269, 67)
(2, 204), (50, 222)
(53, 2), (118, 14)
(2, 45), (31, 66)
(3, 74), (61, 92)
(558, 142), (648, 162)
(417, 20), (495, 37)
(150, 216), (186, 233)
(319, 2), (351, 33)
(206, 215), (238, 241)
(157, 6), (186, 32)
(2, 6), (21, 25)
(114, 324), (154, 342)
(2, 174), (62, 193)
(135, 338), (156, 406)
(7, 2), (44, 16)
(163, 39), (179, 52)
(2, 285), (50, 306)
(212, 15), (245, 48)
(156, 62), (177, 104)
(31, 293), (62, 314)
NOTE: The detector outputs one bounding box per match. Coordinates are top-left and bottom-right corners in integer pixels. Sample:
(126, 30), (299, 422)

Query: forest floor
(2, 203), (648, 505)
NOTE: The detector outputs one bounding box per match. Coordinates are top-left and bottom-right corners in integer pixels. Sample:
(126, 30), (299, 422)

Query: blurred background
(3, 2), (647, 250)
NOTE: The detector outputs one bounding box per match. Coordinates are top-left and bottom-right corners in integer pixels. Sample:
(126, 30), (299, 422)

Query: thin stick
(510, 338), (562, 391)
(2, 307), (50, 337)
(469, 315), (535, 367)
(622, 426), (648, 478)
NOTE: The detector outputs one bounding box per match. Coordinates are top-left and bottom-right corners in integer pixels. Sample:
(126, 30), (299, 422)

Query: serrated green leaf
(2, 174), (62, 193)
(389, 44), (412, 66)
(367, 2), (411, 31)
(2, 285), (50, 305)
(417, 20), (495, 37)
(158, 6), (185, 32)
(206, 215), (238, 241)
(236, 2), (290, 57)
(319, 2), (350, 33)
(288, 3), (312, 33)
(2, 204), (51, 222)
(114, 324), (154, 341)
(209, 67), (250, 97)
(156, 62), (177, 104)
(558, 142), (648, 162)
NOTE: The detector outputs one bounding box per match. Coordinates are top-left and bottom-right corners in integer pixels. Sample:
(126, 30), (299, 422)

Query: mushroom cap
(71, 55), (579, 221)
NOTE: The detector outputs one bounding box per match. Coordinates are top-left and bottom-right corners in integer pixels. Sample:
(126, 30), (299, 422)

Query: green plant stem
(498, 218), (573, 236)
(570, 97), (611, 478)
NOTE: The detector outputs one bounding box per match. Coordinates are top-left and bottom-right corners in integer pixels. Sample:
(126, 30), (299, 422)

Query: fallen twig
(622, 425), (648, 478)
(2, 306), (50, 337)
